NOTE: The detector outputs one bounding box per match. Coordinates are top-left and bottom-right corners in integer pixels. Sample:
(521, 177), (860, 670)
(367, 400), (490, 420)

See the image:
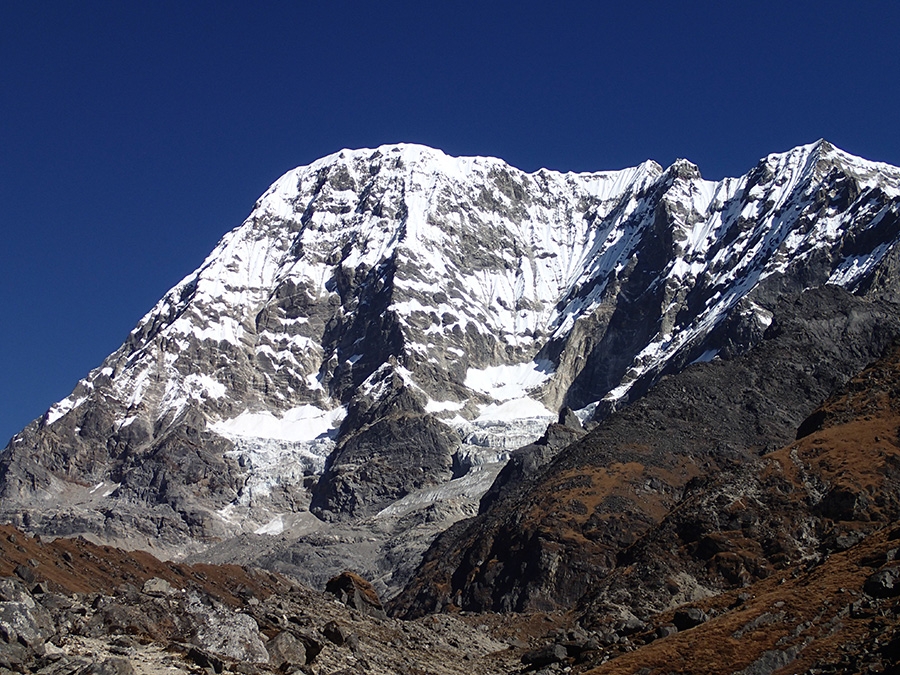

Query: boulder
(266, 631), (307, 669)
(673, 607), (708, 631)
(186, 593), (269, 663)
(864, 566), (900, 598)
(0, 640), (29, 670)
(0, 578), (33, 604)
(325, 571), (386, 619)
(521, 643), (568, 667)
(322, 620), (350, 646)
(142, 577), (176, 597)
(13, 565), (35, 585)
(0, 600), (53, 649)
(85, 658), (136, 675)
(656, 624), (678, 638)
(186, 646), (226, 673)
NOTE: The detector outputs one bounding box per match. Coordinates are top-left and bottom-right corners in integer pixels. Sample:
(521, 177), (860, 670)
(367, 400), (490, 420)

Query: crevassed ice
(474, 397), (554, 422)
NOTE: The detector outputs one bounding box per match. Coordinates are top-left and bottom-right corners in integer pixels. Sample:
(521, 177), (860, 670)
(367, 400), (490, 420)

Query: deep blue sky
(2, 1), (900, 443)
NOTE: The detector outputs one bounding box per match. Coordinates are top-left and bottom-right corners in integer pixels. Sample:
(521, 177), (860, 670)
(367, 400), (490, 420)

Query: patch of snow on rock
(464, 360), (554, 402)
(211, 405), (345, 443)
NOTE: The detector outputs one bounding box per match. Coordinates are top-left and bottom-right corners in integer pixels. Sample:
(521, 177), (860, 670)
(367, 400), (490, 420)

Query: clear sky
(2, 1), (899, 443)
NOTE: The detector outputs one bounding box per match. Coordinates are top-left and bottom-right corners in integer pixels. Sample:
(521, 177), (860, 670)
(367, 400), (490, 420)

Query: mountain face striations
(2, 140), (900, 604)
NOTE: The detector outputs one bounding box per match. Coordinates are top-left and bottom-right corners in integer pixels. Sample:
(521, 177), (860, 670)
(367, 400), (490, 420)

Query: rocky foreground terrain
(3, 317), (900, 673)
(0, 524), (521, 674)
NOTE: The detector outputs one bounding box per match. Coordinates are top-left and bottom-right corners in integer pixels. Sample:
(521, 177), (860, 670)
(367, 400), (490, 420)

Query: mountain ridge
(2, 140), (900, 600)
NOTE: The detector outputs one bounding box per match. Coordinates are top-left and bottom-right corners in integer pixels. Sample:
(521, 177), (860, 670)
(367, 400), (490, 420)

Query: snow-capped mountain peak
(6, 140), (900, 555)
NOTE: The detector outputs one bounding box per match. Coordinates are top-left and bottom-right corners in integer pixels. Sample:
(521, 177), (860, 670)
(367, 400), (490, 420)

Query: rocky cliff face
(2, 141), (900, 595)
(390, 286), (900, 617)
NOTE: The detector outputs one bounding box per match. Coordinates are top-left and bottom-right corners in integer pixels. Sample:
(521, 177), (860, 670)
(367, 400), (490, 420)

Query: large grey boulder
(266, 631), (308, 669)
(864, 566), (900, 598)
(185, 593), (269, 664)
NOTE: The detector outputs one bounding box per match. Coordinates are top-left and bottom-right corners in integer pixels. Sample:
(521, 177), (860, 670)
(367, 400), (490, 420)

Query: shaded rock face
(478, 409), (586, 515)
(311, 367), (459, 519)
(2, 140), (900, 584)
(311, 413), (457, 518)
(391, 287), (900, 617)
(864, 567), (900, 599)
(325, 571), (387, 619)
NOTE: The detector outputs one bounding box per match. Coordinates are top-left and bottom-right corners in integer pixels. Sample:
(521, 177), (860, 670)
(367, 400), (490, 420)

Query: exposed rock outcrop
(325, 571), (387, 619)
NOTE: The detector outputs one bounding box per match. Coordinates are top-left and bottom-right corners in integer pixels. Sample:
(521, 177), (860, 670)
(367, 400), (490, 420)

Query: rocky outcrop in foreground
(0, 525), (519, 674)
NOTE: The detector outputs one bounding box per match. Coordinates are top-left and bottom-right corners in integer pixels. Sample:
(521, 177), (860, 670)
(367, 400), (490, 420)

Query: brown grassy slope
(0, 524), (288, 605)
(576, 343), (900, 673)
(582, 527), (900, 674)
